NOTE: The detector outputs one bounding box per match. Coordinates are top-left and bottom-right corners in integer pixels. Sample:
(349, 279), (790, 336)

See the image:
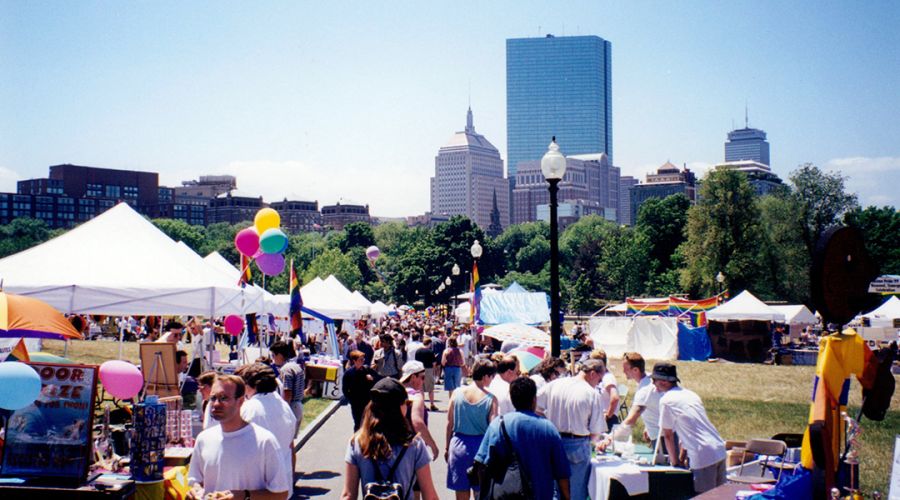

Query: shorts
(422, 367), (435, 392)
(444, 366), (462, 392)
(446, 433), (483, 491)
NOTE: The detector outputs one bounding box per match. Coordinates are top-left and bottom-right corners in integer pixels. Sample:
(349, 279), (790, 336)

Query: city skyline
(2, 2), (898, 217)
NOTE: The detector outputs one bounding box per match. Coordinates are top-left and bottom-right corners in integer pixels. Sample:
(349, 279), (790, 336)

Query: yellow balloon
(254, 208), (281, 234)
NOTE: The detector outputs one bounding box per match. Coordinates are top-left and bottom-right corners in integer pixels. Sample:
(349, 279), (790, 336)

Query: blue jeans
(559, 437), (591, 500)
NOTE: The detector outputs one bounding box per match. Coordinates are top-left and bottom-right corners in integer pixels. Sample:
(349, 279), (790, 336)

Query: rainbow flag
(289, 259), (304, 342)
(626, 298), (670, 315)
(239, 253), (252, 286)
(470, 262), (481, 324)
(669, 296), (719, 314)
(5, 338), (30, 362)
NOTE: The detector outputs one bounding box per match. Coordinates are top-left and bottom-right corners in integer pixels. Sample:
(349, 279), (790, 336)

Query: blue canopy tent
(478, 288), (550, 325)
(677, 322), (712, 361)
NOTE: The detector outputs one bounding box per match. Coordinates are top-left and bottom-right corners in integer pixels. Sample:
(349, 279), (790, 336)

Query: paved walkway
(293, 385), (453, 499)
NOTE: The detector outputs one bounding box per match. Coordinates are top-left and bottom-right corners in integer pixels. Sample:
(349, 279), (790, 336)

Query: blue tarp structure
(504, 282), (528, 294)
(677, 322), (712, 361)
(478, 290), (550, 325)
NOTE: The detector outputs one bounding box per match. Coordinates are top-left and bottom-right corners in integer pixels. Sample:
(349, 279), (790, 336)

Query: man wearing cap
(536, 358), (607, 500)
(652, 362), (726, 494)
(399, 360), (440, 461)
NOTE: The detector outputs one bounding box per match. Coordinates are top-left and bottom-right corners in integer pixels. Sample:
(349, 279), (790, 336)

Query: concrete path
(293, 385), (453, 499)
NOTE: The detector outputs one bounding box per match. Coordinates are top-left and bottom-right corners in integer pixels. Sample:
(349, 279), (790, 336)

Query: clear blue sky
(2, 2), (898, 216)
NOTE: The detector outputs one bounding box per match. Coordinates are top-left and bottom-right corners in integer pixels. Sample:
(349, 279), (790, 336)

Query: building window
(87, 184), (102, 197)
(105, 185), (121, 198)
(123, 186), (139, 198)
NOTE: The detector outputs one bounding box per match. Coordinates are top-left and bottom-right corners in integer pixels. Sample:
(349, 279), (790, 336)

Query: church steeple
(465, 106), (474, 133)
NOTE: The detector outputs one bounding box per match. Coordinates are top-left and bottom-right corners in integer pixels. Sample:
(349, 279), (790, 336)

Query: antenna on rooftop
(745, 101), (749, 128)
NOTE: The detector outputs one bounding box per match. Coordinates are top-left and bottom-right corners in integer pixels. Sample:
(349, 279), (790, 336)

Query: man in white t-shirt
(590, 349), (621, 429)
(187, 375), (291, 500)
(617, 352), (661, 443)
(653, 362), (726, 494)
(486, 355), (519, 415)
(235, 363), (297, 495)
(537, 359), (608, 500)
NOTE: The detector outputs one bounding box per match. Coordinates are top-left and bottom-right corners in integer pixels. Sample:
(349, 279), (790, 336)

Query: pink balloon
(256, 252), (285, 276)
(224, 315), (244, 336)
(234, 227), (260, 256)
(99, 360), (144, 399)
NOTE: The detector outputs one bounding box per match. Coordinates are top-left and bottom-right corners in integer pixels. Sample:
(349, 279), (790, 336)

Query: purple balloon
(256, 252), (285, 276)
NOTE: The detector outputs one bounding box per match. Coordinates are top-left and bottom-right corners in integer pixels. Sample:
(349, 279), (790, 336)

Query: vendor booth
(477, 282), (550, 325)
(770, 304), (818, 340)
(854, 296), (900, 343)
(588, 316), (679, 360)
(706, 290), (785, 362)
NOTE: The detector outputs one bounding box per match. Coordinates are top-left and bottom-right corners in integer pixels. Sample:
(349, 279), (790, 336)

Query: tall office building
(629, 162), (697, 225)
(618, 175), (638, 226)
(725, 117), (770, 166)
(506, 35), (613, 184)
(511, 155), (615, 225)
(430, 108), (510, 231)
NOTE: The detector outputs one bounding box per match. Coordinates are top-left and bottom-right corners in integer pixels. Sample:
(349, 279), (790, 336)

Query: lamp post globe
(452, 264), (460, 276)
(542, 137), (566, 357)
(445, 277), (452, 286)
(470, 240), (483, 259)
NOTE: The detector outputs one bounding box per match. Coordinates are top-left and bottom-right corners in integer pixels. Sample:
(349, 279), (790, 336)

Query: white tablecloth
(589, 456), (687, 500)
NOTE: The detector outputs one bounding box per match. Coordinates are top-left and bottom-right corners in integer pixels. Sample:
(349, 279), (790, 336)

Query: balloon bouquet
(366, 245), (386, 282)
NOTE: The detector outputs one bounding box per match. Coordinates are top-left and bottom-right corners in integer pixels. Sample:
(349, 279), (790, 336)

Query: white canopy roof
(370, 300), (394, 317)
(861, 296), (900, 327)
(268, 275), (369, 319)
(201, 251), (271, 314)
(707, 290), (786, 322)
(0, 203), (256, 316)
(770, 305), (818, 326)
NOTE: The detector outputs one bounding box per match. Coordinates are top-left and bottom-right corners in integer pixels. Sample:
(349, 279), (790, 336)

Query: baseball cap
(399, 360), (426, 384)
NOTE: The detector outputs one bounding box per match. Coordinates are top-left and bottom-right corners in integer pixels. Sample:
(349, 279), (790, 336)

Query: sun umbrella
(510, 349), (543, 373)
(28, 352), (77, 364)
(481, 323), (550, 348)
(0, 291), (83, 340)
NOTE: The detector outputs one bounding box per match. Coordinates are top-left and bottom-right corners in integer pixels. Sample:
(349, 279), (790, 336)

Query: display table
(305, 363), (339, 382)
(589, 447), (693, 500)
(0, 475), (135, 499)
(691, 482), (755, 499)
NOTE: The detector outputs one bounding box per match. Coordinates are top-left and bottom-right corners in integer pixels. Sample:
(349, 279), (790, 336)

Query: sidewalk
(293, 386), (453, 499)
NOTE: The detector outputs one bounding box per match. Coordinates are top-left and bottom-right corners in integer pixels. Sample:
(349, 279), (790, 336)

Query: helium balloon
(259, 228), (288, 254)
(234, 227), (260, 256)
(254, 208), (281, 234)
(366, 245), (381, 261)
(0, 362), (42, 410)
(224, 315), (244, 336)
(256, 252), (286, 276)
(99, 360), (144, 400)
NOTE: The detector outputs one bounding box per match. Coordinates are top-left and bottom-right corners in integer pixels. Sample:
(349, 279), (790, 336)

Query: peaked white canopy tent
(202, 251), (271, 314)
(269, 275), (369, 319)
(860, 296), (900, 327)
(0, 203), (258, 316)
(706, 290), (786, 322)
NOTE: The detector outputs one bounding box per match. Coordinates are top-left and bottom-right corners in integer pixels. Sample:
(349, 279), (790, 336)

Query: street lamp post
(542, 137), (567, 358)
(716, 271), (725, 297)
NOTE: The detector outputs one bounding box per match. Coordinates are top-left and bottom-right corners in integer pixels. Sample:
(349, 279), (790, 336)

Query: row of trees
(1, 164), (896, 313)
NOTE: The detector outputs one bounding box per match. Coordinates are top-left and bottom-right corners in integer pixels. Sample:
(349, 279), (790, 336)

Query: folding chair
(617, 384), (629, 421)
(728, 439), (787, 484)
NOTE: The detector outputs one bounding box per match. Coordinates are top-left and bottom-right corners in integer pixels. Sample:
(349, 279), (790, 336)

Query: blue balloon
(0, 362), (42, 410)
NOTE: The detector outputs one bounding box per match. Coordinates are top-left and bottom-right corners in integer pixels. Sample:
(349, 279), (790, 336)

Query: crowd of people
(161, 310), (728, 500)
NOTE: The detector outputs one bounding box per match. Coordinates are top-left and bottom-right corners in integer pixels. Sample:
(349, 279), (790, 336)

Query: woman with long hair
(445, 358), (498, 500)
(341, 378), (438, 500)
(441, 336), (465, 400)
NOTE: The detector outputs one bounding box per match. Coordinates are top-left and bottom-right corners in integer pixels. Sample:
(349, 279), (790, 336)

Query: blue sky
(1, 2), (898, 216)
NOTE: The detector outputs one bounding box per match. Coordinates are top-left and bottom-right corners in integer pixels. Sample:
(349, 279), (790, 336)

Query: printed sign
(0, 362), (97, 481)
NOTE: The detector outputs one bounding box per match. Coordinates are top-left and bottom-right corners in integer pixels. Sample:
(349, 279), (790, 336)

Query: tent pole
(64, 339), (69, 358)
(118, 324), (124, 360)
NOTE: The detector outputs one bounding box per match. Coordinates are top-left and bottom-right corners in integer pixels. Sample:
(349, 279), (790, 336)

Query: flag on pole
(5, 338), (30, 363)
(289, 259), (304, 342)
(239, 254), (252, 286)
(469, 262), (481, 324)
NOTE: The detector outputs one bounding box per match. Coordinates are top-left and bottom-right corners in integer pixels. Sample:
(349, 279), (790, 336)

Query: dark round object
(810, 226), (878, 326)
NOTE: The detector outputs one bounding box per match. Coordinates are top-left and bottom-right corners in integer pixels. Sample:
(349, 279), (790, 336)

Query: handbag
(363, 445), (409, 500)
(468, 417), (533, 500)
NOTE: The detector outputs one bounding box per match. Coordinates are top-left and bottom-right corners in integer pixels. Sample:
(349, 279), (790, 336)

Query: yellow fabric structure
(800, 329), (876, 491)
(164, 465), (191, 500)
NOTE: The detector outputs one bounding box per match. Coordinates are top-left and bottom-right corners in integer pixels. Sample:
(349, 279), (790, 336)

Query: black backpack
(471, 416), (533, 500)
(363, 445), (410, 500)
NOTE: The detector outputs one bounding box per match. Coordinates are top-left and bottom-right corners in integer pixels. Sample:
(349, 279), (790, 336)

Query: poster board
(139, 342), (179, 398)
(0, 362), (98, 481)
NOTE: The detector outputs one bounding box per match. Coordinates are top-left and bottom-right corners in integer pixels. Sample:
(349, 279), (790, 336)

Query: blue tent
(504, 282), (529, 294)
(677, 323), (712, 361)
(479, 290), (550, 325)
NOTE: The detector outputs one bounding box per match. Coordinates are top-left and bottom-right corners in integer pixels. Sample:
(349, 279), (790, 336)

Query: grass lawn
(613, 359), (899, 496)
(40, 338), (333, 431)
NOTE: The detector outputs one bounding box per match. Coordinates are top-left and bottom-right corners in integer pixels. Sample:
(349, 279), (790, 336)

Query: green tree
(302, 248), (362, 290)
(755, 194), (810, 303)
(844, 206), (900, 275)
(597, 226), (651, 301)
(635, 194), (691, 272)
(152, 218), (207, 253)
(790, 163), (859, 260)
(0, 217), (54, 258)
(339, 222), (376, 253)
(680, 169), (763, 296)
(494, 221), (549, 277)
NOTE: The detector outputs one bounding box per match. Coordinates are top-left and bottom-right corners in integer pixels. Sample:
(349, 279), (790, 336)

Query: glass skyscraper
(725, 127), (770, 166)
(506, 34), (613, 181)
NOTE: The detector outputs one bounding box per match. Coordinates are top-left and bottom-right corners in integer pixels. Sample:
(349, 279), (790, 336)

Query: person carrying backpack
(341, 378), (438, 500)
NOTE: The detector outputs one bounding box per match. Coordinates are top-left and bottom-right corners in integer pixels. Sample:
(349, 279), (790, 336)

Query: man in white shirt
(487, 355), (519, 415)
(187, 375), (291, 500)
(537, 359), (608, 500)
(235, 363), (297, 495)
(653, 362), (726, 494)
(590, 349), (621, 429)
(616, 352), (661, 444)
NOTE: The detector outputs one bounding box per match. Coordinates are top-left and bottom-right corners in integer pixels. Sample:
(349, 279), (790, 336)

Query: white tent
(269, 275), (369, 319)
(202, 251), (271, 314)
(771, 305), (818, 326)
(706, 290), (785, 322)
(588, 316), (679, 360)
(861, 296), (900, 328)
(370, 300), (394, 318)
(0, 203), (256, 316)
